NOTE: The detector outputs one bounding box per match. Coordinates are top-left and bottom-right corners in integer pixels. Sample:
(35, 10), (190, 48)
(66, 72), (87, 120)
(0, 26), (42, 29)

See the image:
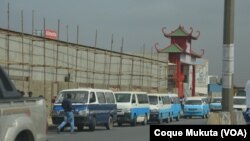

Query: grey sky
(1, 0), (250, 86)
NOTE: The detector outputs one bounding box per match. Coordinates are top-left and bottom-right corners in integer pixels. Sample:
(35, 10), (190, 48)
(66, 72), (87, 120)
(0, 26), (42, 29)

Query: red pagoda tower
(155, 25), (204, 97)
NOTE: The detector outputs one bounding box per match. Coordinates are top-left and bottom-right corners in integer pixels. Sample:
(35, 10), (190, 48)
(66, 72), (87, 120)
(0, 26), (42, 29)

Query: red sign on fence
(45, 29), (57, 39)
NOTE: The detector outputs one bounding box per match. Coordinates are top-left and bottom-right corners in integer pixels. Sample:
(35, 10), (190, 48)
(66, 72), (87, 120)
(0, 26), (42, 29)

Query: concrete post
(222, 0), (235, 116)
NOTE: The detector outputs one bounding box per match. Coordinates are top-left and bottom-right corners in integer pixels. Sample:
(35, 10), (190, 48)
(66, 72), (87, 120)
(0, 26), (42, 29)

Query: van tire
(142, 114), (147, 125)
(106, 116), (114, 130)
(205, 114), (208, 118)
(89, 117), (96, 131)
(60, 127), (65, 132)
(117, 122), (122, 126)
(131, 115), (137, 126)
(169, 113), (173, 122)
(176, 113), (180, 121)
(165, 116), (169, 123)
(202, 114), (206, 119)
(205, 113), (209, 118)
(77, 125), (84, 131)
(159, 114), (163, 124)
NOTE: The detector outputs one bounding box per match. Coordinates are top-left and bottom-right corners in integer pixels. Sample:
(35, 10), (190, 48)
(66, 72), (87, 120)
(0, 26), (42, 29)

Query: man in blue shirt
(57, 93), (75, 134)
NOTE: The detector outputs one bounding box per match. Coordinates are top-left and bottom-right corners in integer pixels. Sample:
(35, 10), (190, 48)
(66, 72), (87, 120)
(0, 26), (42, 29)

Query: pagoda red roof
(155, 43), (204, 58)
(162, 25), (200, 40)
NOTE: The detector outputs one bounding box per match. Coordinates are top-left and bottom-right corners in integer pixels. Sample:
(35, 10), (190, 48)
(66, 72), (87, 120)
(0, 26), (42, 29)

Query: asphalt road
(47, 118), (207, 141)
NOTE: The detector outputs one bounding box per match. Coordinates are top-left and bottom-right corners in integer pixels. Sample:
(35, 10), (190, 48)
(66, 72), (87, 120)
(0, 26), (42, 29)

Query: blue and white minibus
(52, 88), (117, 131)
(114, 91), (150, 126)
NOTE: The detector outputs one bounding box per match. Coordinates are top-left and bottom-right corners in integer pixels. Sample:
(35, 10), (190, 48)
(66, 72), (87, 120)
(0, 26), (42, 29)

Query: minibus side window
(132, 94), (136, 104)
(162, 96), (171, 104)
(96, 92), (106, 104)
(159, 97), (163, 104)
(90, 92), (96, 103)
(105, 92), (115, 103)
(137, 94), (149, 104)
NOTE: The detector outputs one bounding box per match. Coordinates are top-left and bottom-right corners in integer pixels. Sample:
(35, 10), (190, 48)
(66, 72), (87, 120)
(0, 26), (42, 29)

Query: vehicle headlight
(78, 109), (89, 117)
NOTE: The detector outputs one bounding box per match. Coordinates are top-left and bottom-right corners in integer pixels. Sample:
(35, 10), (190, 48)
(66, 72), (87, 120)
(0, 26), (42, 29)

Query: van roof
(61, 88), (113, 92)
(233, 96), (246, 99)
(114, 91), (147, 94)
(186, 96), (207, 100)
(148, 93), (163, 97)
(157, 93), (178, 97)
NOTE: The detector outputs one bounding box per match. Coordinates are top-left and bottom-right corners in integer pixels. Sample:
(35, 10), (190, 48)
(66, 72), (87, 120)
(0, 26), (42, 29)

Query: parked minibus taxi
(183, 96), (210, 119)
(114, 91), (150, 126)
(51, 88), (117, 131)
(148, 93), (172, 124)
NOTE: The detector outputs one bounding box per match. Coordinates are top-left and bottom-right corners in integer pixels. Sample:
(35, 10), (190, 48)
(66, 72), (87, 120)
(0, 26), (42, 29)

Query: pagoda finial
(154, 43), (160, 53)
(162, 27), (171, 38)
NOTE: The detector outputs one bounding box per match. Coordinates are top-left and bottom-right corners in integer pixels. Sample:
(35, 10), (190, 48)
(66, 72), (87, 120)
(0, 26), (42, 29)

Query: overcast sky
(1, 0), (250, 86)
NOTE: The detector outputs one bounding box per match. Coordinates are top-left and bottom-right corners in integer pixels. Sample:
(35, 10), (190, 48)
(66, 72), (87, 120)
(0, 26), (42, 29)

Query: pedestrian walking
(57, 93), (75, 134)
(179, 96), (185, 110)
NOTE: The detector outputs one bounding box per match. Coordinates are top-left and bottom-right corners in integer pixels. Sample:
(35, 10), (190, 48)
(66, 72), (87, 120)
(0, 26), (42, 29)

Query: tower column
(176, 61), (184, 98)
(192, 65), (196, 96)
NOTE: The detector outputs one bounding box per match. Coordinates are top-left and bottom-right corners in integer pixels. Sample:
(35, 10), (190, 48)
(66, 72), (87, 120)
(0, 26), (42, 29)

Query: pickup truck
(0, 66), (47, 141)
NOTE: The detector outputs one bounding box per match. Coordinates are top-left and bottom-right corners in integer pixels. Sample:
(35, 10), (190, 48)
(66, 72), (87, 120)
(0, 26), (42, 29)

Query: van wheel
(142, 114), (147, 125)
(202, 114), (206, 119)
(89, 117), (96, 131)
(205, 113), (209, 118)
(77, 125), (84, 131)
(159, 114), (163, 124)
(170, 113), (173, 122)
(60, 127), (65, 132)
(117, 122), (123, 126)
(106, 116), (114, 130)
(131, 115), (137, 126)
(165, 116), (169, 123)
(176, 113), (180, 121)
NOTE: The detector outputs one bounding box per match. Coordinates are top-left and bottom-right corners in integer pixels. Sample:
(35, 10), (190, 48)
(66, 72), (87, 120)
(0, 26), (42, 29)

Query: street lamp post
(222, 0), (235, 116)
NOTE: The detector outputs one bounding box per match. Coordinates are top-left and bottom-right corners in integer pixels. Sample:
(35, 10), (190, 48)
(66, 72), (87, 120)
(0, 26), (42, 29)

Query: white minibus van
(148, 93), (172, 124)
(114, 91), (150, 126)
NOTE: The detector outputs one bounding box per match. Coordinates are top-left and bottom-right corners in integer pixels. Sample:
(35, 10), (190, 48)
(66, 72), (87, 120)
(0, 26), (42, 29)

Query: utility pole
(222, 0), (235, 114)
